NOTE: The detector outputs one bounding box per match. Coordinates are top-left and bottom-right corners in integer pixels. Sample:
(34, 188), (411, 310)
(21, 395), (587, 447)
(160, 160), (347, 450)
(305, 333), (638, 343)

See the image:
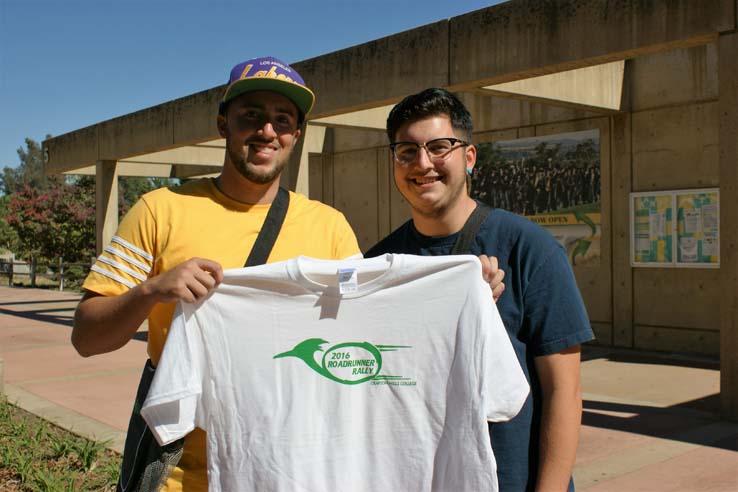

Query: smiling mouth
(411, 176), (442, 185)
(248, 142), (278, 154)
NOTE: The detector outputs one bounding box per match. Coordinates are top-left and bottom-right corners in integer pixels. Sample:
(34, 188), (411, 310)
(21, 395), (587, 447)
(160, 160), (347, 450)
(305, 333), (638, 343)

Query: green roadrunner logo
(274, 338), (413, 386)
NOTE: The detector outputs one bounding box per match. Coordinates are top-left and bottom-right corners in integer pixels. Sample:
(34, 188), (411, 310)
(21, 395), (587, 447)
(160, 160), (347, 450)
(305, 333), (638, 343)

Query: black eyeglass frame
(389, 137), (470, 164)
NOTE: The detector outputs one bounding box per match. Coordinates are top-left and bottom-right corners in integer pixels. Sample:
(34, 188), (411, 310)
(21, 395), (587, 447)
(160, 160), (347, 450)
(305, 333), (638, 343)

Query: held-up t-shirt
(141, 254), (529, 492)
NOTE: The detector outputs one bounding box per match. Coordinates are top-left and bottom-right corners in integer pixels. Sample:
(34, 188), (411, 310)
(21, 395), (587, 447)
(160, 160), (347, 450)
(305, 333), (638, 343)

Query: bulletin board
(630, 188), (719, 268)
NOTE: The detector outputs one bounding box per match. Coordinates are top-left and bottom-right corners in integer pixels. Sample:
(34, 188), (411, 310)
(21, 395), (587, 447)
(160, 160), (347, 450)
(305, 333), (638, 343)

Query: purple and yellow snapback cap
(222, 56), (315, 116)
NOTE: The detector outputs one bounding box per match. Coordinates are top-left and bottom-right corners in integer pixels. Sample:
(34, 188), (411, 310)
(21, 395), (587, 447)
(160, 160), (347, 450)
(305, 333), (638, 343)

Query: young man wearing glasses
(366, 88), (594, 492)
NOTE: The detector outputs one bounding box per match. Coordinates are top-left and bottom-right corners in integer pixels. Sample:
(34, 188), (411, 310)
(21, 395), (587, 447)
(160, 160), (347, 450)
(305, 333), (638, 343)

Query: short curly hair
(386, 88), (473, 143)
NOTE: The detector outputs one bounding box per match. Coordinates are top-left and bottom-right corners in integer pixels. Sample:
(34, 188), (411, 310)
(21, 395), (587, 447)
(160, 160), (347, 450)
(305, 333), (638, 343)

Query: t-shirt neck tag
(337, 268), (358, 295)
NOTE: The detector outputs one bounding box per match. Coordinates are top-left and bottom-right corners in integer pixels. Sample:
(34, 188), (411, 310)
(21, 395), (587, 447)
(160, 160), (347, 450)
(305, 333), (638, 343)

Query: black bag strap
(244, 186), (290, 267)
(450, 201), (493, 255)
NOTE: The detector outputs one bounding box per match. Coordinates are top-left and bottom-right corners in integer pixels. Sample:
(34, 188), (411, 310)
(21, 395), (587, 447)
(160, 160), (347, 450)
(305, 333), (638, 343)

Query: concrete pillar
(284, 124), (327, 195)
(95, 160), (118, 256)
(718, 32), (738, 420)
(611, 113), (633, 348)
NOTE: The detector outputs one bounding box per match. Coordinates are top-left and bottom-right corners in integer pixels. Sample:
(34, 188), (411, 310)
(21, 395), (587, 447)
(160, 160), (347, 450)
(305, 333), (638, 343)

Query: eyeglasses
(389, 138), (469, 165)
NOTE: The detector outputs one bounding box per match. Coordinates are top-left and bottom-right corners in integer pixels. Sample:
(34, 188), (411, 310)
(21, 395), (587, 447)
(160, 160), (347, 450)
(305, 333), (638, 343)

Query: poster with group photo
(630, 188), (719, 268)
(676, 189), (719, 266)
(471, 129), (601, 267)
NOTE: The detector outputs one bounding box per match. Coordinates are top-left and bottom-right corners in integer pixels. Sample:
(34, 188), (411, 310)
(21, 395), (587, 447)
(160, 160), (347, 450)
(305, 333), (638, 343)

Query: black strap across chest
(244, 186), (290, 267)
(450, 202), (493, 255)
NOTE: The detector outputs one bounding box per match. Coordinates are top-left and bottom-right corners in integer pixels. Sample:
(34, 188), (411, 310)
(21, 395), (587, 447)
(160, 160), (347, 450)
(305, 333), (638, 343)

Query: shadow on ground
(0, 306), (74, 327)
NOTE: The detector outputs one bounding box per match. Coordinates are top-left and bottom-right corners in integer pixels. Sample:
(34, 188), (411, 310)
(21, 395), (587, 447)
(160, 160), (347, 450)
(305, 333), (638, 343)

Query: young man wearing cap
(72, 57), (361, 491)
(366, 88), (594, 492)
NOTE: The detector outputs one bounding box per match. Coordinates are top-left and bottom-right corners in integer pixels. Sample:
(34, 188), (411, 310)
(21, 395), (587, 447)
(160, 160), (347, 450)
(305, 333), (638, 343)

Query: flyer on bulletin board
(631, 188), (719, 268)
(631, 193), (673, 264)
(676, 190), (719, 266)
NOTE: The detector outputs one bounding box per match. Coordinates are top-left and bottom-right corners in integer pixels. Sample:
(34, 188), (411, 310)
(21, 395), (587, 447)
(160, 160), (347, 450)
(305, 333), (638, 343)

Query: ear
(293, 128), (302, 141)
(465, 144), (477, 173)
(217, 114), (228, 138)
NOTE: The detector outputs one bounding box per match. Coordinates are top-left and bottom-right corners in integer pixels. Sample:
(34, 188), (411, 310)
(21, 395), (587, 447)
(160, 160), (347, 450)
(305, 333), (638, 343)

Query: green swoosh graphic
(274, 337), (330, 376)
(274, 339), (383, 385)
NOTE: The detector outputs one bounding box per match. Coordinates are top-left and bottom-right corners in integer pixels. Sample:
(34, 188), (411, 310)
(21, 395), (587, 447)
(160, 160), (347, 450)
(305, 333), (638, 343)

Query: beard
(227, 146), (288, 185)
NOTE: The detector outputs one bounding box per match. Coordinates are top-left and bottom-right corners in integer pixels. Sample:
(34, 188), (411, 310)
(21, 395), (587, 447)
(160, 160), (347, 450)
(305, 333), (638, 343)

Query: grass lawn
(0, 395), (119, 491)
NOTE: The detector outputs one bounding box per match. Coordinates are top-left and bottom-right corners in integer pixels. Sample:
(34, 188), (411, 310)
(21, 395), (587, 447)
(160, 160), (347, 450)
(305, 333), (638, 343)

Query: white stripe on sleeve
(104, 245), (152, 274)
(96, 256), (148, 282)
(111, 236), (154, 262)
(90, 265), (136, 289)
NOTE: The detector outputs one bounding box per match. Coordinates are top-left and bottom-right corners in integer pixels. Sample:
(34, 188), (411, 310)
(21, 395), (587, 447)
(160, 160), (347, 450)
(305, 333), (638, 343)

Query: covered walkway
(1, 286), (736, 490)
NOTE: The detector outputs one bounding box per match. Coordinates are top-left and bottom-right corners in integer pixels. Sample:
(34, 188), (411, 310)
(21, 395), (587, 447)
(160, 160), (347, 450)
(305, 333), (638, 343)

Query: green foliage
(0, 441), (12, 467)
(5, 178), (96, 263)
(12, 448), (36, 484)
(2, 137), (95, 264)
(72, 437), (109, 472)
(0, 395), (118, 491)
(98, 458), (121, 486)
(119, 176), (179, 217)
(48, 432), (73, 459)
(34, 420), (50, 442)
(1, 137), (180, 266)
(9, 415), (30, 437)
(31, 467), (69, 492)
(0, 136), (57, 196)
(0, 195), (19, 253)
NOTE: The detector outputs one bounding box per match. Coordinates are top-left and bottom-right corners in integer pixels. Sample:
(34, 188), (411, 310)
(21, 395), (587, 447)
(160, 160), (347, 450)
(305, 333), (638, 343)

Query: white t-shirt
(141, 254), (529, 492)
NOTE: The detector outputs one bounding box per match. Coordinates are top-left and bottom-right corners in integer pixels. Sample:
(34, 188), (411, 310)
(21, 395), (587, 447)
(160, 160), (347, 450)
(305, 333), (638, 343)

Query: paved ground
(1, 285), (736, 491)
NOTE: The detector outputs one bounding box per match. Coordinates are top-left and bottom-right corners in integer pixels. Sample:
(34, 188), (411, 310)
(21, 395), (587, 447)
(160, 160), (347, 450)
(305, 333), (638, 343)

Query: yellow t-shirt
(82, 178), (360, 491)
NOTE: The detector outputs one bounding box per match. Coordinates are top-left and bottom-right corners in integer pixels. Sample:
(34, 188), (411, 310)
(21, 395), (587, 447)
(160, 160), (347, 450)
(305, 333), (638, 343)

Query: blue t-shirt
(366, 206), (594, 492)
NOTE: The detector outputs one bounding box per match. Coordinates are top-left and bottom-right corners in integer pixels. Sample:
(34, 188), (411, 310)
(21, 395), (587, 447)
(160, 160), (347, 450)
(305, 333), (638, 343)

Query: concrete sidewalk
(1, 285), (736, 491)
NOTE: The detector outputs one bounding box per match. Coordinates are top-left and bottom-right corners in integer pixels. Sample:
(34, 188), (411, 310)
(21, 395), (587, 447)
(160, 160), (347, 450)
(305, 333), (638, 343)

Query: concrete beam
(119, 141), (225, 166)
(311, 105), (393, 130)
(43, 88), (224, 175)
(98, 87), (223, 162)
(296, 21), (449, 118)
(170, 164), (222, 179)
(44, 126), (98, 175)
(68, 162), (222, 178)
(449, 0), (732, 90)
(171, 87), (222, 144)
(69, 163), (172, 177)
(480, 61), (625, 113)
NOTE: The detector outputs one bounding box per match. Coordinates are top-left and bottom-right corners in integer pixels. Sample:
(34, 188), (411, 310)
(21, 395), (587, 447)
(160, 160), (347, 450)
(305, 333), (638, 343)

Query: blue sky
(0, 0), (505, 170)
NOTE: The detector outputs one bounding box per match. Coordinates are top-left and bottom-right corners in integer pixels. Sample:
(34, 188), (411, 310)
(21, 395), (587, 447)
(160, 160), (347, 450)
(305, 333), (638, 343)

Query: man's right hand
(479, 254), (505, 302)
(72, 257), (223, 357)
(142, 258), (224, 304)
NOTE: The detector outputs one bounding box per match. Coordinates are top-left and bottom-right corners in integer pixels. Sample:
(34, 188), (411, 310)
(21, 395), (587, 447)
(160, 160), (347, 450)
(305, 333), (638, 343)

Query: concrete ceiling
(479, 61), (626, 113)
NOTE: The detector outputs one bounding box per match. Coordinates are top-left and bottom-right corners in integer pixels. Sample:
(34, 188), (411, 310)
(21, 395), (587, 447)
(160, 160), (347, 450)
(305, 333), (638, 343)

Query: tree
(119, 176), (180, 216)
(2, 137), (179, 274)
(0, 195), (19, 253)
(0, 136), (59, 195)
(5, 178), (95, 265)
